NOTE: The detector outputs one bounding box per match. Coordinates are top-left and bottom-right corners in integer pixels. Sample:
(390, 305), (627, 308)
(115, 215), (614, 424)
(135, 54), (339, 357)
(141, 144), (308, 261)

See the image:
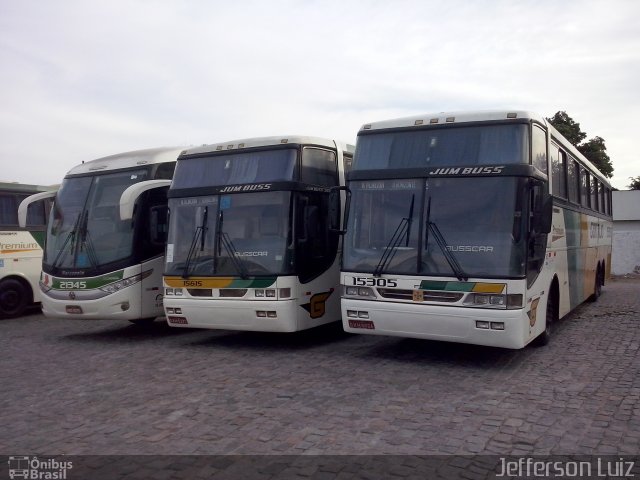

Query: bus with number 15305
(333, 110), (612, 349)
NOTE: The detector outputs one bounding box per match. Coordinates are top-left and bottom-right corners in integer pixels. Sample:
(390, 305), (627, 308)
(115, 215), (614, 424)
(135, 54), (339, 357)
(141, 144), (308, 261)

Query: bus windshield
(354, 124), (529, 170)
(165, 191), (293, 277)
(343, 177), (527, 278)
(45, 169), (150, 269)
(171, 148), (297, 188)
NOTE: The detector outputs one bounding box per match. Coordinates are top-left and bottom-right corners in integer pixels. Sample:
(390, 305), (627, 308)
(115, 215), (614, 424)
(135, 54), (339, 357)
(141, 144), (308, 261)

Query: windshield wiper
(182, 206), (208, 278)
(215, 210), (248, 279)
(424, 197), (468, 282)
(373, 194), (414, 277)
(51, 211), (84, 269)
(78, 211), (99, 269)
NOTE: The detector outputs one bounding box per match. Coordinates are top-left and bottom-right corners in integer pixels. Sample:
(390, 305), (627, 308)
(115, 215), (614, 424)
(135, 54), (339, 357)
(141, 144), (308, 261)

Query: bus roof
(66, 147), (185, 176)
(358, 110), (545, 132)
(359, 109), (611, 186)
(182, 136), (355, 157)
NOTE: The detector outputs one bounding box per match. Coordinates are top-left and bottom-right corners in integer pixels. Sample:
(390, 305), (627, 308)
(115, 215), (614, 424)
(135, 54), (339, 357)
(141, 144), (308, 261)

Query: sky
(1, 0), (638, 190)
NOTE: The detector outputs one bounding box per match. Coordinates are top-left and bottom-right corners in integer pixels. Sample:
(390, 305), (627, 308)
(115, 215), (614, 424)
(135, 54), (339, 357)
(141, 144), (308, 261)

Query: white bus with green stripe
(336, 110), (612, 349)
(19, 147), (184, 323)
(1, 182), (56, 317)
(163, 136), (353, 332)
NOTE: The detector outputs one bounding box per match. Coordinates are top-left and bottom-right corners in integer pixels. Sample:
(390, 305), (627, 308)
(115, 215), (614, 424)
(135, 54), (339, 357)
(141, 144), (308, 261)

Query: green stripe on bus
(51, 270), (125, 290)
(419, 280), (476, 292)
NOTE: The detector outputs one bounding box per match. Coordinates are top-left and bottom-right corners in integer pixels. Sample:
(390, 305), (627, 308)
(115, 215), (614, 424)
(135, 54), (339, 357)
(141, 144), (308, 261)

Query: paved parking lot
(1, 278), (639, 463)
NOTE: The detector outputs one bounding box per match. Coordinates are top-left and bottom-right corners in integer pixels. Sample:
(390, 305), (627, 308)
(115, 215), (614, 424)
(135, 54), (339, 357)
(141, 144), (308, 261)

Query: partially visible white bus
(0, 182), (55, 317)
(337, 110), (612, 349)
(163, 136), (353, 332)
(19, 147), (184, 323)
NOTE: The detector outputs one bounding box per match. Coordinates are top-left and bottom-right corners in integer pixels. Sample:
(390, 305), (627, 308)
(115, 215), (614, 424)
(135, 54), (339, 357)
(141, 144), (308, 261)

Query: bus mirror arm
(539, 197), (553, 234)
(329, 185), (350, 234)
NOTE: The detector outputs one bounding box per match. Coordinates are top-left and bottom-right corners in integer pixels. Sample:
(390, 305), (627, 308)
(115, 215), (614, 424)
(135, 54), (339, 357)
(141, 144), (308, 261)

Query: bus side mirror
(533, 196), (553, 234)
(150, 206), (169, 246)
(329, 186), (350, 234)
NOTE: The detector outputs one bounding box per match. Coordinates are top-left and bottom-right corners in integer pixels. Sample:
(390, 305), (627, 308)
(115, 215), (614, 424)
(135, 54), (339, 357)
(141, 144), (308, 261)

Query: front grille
(219, 289), (248, 298)
(377, 288), (463, 303)
(188, 289), (213, 297)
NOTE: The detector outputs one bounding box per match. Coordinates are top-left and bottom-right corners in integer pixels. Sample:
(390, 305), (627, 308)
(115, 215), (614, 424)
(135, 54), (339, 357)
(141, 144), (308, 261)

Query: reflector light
(347, 310), (358, 318)
(430, 118), (439, 124)
(414, 119), (423, 125)
(257, 311), (267, 317)
(507, 112), (518, 118)
(476, 321), (490, 329)
(363, 124), (372, 130)
(491, 322), (505, 330)
(357, 311), (369, 319)
(267, 311), (277, 318)
(446, 117), (455, 123)
(279, 288), (291, 298)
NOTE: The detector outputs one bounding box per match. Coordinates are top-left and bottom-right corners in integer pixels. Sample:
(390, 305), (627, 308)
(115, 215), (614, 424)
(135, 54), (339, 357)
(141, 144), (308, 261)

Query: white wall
(612, 191), (640, 275)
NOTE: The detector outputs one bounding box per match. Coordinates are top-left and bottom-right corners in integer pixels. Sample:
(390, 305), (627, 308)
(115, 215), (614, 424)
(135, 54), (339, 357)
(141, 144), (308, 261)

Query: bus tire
(534, 288), (557, 347)
(0, 278), (30, 318)
(129, 317), (157, 325)
(589, 266), (602, 302)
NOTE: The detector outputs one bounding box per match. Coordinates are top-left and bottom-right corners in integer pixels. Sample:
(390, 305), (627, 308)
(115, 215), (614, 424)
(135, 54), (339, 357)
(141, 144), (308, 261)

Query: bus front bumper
(342, 299), (529, 349)
(164, 298), (300, 332)
(41, 288), (143, 321)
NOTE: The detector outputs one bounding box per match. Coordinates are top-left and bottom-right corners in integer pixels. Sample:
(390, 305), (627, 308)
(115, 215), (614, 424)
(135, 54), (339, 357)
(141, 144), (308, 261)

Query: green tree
(629, 176), (640, 190)
(577, 136), (613, 178)
(547, 111), (586, 146)
(547, 111), (614, 178)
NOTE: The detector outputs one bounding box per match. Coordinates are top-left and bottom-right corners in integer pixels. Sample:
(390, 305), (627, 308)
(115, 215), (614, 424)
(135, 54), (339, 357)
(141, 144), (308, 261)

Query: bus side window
(0, 194), (18, 226)
(551, 145), (567, 198)
(301, 148), (338, 187)
(532, 125), (548, 174)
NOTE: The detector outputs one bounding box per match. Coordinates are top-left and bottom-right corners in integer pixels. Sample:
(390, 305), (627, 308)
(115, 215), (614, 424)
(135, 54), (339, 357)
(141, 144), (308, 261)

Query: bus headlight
(99, 270), (153, 295)
(465, 293), (523, 309)
(344, 286), (374, 298)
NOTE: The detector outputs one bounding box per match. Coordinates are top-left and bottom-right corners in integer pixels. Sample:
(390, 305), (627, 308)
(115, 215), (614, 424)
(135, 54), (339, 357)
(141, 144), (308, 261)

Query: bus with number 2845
(19, 147), (184, 323)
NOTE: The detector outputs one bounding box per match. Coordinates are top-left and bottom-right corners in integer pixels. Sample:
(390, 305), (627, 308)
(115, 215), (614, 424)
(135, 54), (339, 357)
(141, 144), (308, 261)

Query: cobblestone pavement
(1, 278), (639, 457)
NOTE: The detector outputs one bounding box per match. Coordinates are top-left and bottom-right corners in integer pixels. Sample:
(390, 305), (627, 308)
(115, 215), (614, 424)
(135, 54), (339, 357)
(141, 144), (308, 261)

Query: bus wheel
(589, 267), (602, 302)
(534, 289), (556, 347)
(0, 278), (29, 318)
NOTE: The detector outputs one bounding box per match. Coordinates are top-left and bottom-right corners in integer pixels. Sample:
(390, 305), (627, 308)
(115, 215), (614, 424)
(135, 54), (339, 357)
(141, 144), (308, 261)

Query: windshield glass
(165, 191), (293, 277)
(354, 124), (528, 170)
(343, 177), (526, 278)
(45, 169), (150, 269)
(172, 148), (297, 189)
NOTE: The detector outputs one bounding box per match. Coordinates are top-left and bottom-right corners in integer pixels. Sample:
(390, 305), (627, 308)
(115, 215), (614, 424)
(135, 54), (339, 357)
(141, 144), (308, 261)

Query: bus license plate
(65, 306), (83, 314)
(348, 319), (375, 330)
